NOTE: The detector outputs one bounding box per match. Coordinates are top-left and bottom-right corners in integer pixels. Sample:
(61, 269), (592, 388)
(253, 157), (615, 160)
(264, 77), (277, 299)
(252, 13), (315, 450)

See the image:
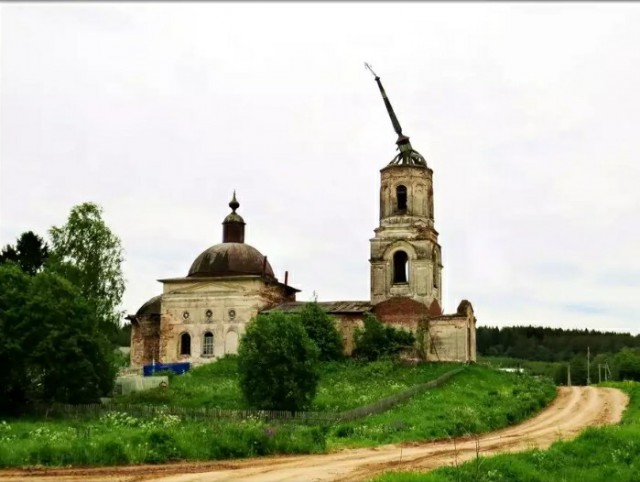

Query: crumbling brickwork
(130, 315), (160, 367)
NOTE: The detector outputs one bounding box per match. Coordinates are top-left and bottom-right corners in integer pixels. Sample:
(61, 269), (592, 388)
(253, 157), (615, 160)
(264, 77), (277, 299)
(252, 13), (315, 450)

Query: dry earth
(0, 386), (628, 482)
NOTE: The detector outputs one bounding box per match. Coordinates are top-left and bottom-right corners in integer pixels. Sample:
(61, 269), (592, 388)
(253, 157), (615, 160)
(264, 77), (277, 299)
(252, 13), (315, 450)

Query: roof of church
(188, 242), (275, 278)
(262, 300), (372, 314)
(135, 294), (161, 316)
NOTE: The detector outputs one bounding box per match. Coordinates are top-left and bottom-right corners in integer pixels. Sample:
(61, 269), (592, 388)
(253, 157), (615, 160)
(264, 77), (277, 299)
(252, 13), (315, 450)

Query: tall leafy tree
(0, 231), (49, 275)
(0, 264), (31, 413)
(0, 264), (116, 413)
(49, 203), (125, 338)
(238, 311), (320, 411)
(614, 348), (640, 381)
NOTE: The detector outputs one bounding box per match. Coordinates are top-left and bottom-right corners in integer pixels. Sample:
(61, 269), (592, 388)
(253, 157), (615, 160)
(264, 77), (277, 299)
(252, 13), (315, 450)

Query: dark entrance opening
(180, 332), (191, 356)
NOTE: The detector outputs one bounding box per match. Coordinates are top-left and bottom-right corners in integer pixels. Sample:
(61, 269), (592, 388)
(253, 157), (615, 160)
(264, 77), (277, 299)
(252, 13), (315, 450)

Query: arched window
(393, 251), (409, 284)
(396, 185), (407, 213)
(433, 250), (439, 289)
(180, 332), (191, 356)
(202, 332), (214, 356)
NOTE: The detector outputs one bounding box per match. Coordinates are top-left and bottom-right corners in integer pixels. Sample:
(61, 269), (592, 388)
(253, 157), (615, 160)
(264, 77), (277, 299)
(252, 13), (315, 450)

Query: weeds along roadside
(0, 364), (556, 468)
(372, 381), (640, 482)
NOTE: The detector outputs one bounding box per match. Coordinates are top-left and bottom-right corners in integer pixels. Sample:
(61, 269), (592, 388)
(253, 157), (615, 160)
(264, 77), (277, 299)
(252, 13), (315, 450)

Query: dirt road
(1, 386), (628, 482)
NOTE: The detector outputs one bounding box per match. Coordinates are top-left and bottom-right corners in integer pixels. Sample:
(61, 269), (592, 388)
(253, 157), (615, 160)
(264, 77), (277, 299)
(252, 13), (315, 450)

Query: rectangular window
(203, 333), (214, 356)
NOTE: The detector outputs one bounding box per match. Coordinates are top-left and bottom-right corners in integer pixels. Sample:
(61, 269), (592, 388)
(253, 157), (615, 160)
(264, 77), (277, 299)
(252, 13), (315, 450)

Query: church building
(128, 72), (476, 367)
(127, 193), (298, 367)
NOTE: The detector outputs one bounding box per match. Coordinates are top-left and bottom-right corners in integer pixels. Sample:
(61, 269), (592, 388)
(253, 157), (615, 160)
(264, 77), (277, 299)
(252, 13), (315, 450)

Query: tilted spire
(365, 63), (427, 167)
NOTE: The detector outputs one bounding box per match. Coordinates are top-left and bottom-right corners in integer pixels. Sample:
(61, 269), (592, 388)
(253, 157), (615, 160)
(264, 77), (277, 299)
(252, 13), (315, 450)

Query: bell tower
(366, 65), (442, 310)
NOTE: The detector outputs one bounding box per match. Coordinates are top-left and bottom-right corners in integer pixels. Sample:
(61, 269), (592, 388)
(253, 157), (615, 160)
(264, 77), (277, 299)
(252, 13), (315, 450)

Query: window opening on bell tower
(396, 185), (407, 213)
(393, 251), (409, 284)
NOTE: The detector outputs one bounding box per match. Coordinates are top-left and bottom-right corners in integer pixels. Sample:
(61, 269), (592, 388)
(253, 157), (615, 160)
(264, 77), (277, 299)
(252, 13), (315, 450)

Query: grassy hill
(0, 361), (555, 467)
(114, 356), (458, 412)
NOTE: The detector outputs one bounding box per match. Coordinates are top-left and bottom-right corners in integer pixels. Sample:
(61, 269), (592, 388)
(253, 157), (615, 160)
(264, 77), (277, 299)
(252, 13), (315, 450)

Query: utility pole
(598, 364), (602, 384)
(567, 363), (572, 386)
(587, 347), (591, 385)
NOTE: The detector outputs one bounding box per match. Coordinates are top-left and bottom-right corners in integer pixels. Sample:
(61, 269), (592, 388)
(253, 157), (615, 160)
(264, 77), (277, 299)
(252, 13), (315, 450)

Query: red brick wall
(372, 297), (430, 327)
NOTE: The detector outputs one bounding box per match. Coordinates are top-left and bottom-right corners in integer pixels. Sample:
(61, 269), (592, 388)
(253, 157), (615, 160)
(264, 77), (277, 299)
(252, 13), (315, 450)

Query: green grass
(373, 381), (640, 482)
(313, 359), (457, 412)
(0, 415), (326, 467)
(0, 364), (556, 468)
(116, 356), (244, 408)
(329, 365), (556, 449)
(115, 356), (457, 412)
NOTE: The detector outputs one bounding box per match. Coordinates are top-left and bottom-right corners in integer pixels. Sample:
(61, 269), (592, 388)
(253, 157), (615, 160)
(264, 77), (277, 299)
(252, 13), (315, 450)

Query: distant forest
(477, 325), (640, 361)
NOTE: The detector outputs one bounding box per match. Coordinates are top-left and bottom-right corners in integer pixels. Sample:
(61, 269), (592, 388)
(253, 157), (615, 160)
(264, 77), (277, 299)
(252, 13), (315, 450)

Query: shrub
(145, 430), (180, 463)
(238, 311), (320, 411)
(100, 440), (129, 465)
(353, 314), (416, 361)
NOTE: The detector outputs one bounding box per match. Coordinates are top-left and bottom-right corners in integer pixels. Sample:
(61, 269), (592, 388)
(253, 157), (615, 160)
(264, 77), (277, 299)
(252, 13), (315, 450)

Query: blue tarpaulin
(143, 362), (190, 377)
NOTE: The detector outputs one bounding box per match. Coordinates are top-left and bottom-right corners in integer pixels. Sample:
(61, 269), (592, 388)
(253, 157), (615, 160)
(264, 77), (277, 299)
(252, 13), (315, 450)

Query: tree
(237, 311), (320, 411)
(0, 264), (32, 413)
(614, 348), (640, 381)
(0, 264), (116, 413)
(0, 244), (19, 265)
(49, 203), (125, 338)
(298, 302), (343, 361)
(353, 313), (415, 361)
(0, 231), (49, 275)
(568, 354), (588, 385)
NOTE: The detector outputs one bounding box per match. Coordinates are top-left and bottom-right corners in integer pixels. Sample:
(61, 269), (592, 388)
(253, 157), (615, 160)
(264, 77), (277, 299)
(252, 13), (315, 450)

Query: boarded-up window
(225, 330), (239, 355)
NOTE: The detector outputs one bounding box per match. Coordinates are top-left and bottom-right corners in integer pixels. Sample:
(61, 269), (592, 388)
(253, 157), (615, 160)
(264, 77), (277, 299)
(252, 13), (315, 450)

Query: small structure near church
(128, 69), (476, 367)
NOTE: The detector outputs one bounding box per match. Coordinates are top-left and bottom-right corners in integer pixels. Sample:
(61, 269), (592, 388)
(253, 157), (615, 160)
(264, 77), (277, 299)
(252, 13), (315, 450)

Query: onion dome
(188, 242), (274, 278)
(187, 192), (274, 278)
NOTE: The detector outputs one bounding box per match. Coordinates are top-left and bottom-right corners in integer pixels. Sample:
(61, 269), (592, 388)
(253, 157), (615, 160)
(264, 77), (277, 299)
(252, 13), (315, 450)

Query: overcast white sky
(2, 3), (639, 334)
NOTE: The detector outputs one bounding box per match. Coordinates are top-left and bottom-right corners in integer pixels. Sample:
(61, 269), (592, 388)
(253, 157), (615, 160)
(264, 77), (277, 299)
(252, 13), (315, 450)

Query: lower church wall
(424, 316), (475, 362)
(333, 298), (476, 363)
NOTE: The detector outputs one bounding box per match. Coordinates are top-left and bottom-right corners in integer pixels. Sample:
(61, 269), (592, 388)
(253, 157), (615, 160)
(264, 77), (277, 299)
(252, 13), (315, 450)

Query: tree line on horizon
(477, 325), (640, 362)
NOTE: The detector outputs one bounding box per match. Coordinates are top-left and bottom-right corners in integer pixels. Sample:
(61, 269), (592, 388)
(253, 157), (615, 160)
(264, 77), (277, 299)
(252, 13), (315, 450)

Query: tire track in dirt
(0, 387), (628, 482)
